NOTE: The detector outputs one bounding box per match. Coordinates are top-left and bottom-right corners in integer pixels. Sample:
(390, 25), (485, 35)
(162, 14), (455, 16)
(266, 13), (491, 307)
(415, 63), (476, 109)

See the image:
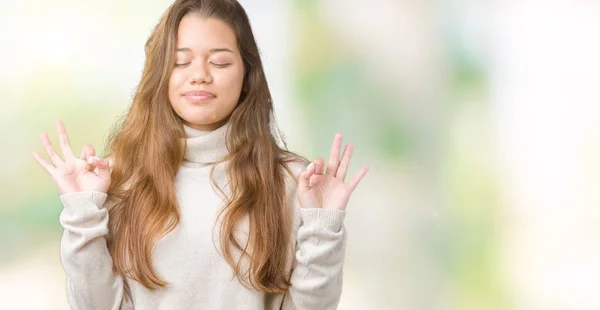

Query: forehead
(176, 13), (238, 52)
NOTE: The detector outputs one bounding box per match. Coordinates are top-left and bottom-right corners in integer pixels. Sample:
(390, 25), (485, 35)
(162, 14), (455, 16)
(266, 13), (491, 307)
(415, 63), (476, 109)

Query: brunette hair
(104, 0), (306, 293)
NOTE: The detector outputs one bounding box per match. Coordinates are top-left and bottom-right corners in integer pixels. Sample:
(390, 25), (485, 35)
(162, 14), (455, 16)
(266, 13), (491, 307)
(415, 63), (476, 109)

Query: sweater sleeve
(59, 191), (133, 310)
(281, 204), (347, 310)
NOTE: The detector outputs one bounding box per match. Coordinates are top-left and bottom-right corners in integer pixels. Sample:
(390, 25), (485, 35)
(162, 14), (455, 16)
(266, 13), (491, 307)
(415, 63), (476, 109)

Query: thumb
(297, 162), (315, 195)
(88, 156), (111, 179)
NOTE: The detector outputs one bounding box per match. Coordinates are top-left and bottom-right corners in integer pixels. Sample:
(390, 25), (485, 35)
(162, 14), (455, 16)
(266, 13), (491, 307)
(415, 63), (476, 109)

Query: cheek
(216, 70), (244, 98)
(168, 72), (186, 96)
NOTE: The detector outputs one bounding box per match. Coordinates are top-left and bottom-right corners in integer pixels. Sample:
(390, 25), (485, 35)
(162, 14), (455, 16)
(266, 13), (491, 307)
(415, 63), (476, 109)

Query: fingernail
(306, 162), (314, 171)
(87, 156), (94, 164)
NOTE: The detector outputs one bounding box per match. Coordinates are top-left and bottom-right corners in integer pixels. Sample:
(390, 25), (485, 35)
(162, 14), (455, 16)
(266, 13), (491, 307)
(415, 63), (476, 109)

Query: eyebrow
(176, 47), (234, 54)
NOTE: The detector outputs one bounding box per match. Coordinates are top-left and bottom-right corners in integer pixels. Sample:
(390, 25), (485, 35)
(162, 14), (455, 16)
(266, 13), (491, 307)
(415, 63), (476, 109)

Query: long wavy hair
(103, 0), (307, 293)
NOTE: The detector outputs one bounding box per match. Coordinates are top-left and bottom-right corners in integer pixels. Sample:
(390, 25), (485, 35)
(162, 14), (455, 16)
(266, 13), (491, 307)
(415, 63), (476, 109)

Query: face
(168, 13), (245, 131)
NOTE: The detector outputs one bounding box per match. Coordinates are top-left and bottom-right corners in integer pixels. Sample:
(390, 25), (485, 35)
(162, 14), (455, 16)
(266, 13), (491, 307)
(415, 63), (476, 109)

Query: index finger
(55, 119), (75, 160)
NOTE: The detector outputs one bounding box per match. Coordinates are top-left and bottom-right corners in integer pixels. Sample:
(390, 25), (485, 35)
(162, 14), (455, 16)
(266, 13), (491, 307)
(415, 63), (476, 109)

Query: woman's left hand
(297, 133), (369, 210)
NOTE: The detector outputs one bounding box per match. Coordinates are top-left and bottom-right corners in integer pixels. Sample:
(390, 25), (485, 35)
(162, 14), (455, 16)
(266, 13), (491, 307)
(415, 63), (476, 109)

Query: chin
(183, 116), (227, 130)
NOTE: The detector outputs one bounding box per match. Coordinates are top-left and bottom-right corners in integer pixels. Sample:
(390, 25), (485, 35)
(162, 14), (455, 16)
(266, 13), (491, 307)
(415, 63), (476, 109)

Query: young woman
(32, 0), (368, 309)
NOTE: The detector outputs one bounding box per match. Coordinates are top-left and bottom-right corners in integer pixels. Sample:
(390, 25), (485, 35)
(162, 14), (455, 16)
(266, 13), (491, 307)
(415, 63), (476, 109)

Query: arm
(31, 121), (132, 308)
(59, 191), (133, 310)
(281, 133), (369, 309)
(281, 207), (347, 310)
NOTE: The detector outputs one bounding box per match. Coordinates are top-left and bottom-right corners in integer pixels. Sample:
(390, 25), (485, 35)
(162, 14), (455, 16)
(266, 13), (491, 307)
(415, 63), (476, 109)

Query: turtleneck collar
(182, 120), (231, 165)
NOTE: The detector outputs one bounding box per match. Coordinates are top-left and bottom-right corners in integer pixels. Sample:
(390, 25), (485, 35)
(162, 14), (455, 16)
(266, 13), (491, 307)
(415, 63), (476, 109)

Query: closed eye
(211, 62), (231, 68)
(174, 62), (230, 68)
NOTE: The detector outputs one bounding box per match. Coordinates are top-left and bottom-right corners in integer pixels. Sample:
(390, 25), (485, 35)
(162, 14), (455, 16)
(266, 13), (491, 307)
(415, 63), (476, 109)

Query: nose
(189, 62), (212, 84)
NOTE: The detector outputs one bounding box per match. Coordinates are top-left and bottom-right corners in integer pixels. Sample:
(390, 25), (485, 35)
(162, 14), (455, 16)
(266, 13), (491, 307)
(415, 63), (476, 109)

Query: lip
(183, 90), (215, 97)
(182, 90), (216, 103)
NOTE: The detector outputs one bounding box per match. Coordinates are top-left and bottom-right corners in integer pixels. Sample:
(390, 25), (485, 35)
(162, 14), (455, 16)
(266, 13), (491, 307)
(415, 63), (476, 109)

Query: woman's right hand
(32, 119), (112, 195)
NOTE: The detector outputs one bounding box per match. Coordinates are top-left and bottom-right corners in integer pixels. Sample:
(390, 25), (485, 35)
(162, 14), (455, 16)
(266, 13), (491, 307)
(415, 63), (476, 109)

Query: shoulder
(106, 156), (114, 173)
(106, 156), (114, 167)
(280, 155), (309, 212)
(103, 155), (134, 192)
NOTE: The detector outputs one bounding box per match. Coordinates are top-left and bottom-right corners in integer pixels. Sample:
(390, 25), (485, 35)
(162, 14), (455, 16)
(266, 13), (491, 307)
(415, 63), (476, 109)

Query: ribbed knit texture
(58, 121), (347, 310)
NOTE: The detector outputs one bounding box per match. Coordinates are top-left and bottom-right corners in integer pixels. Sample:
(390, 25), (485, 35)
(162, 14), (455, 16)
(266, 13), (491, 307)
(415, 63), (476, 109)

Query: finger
(297, 162), (316, 194)
(40, 132), (64, 167)
(56, 119), (75, 160)
(336, 143), (354, 182)
(89, 156), (111, 179)
(80, 144), (95, 171)
(348, 165), (369, 192)
(309, 174), (326, 186)
(326, 133), (343, 176)
(313, 158), (325, 175)
(32, 151), (56, 176)
(80, 144), (96, 160)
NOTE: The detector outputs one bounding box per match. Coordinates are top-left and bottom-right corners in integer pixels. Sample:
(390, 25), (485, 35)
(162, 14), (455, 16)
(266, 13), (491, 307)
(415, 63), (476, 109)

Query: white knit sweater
(58, 121), (347, 310)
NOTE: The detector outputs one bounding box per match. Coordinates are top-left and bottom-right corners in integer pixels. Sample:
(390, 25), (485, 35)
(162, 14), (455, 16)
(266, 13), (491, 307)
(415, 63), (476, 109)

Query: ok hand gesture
(297, 133), (369, 210)
(32, 120), (111, 195)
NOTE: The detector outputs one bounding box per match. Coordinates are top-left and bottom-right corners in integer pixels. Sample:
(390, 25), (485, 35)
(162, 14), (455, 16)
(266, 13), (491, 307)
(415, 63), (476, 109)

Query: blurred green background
(2, 0), (600, 309)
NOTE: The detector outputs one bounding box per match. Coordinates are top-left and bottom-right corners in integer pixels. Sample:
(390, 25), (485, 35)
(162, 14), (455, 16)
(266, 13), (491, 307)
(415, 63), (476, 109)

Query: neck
(183, 117), (230, 132)
(181, 119), (231, 165)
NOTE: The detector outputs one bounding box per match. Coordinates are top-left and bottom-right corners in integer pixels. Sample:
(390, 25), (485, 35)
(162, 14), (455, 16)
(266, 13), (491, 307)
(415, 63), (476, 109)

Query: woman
(32, 0), (368, 309)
